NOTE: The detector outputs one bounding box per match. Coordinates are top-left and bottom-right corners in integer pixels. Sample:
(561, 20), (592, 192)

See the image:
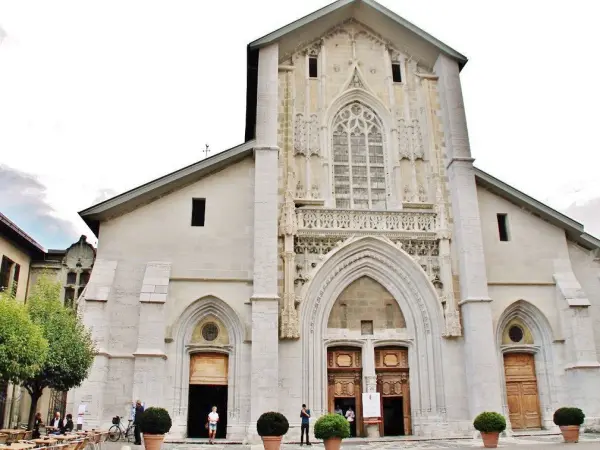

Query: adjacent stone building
(0, 212), (96, 428)
(71, 0), (600, 440)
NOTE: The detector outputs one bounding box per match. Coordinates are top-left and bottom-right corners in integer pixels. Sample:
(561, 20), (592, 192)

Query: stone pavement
(103, 433), (600, 450)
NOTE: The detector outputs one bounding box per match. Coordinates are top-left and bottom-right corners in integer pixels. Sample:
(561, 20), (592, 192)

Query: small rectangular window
(11, 263), (20, 296)
(0, 256), (13, 293)
(309, 57), (318, 78)
(191, 198), (206, 227)
(361, 320), (374, 335)
(391, 63), (402, 83)
(497, 213), (509, 241)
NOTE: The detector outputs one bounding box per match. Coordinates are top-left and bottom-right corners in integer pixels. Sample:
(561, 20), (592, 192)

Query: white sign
(362, 392), (381, 418)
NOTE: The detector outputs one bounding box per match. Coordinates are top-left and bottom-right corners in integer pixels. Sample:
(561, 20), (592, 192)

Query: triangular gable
(249, 0), (467, 70)
(79, 140), (255, 236)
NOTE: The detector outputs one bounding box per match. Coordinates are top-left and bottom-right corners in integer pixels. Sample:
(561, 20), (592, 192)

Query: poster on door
(362, 392), (381, 417)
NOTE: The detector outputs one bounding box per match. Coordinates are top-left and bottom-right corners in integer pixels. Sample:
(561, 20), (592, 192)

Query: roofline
(249, 0), (468, 69)
(0, 212), (46, 256)
(79, 140), (256, 236)
(474, 168), (599, 251)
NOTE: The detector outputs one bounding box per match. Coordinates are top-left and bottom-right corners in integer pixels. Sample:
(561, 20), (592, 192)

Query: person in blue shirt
(300, 404), (311, 446)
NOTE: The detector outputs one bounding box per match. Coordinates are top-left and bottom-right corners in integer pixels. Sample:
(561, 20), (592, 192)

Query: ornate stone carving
(398, 119), (410, 160)
(295, 181), (305, 198)
(348, 69), (365, 89)
(294, 113), (306, 155)
(279, 174), (297, 237)
(308, 114), (319, 155)
(412, 119), (424, 160)
(281, 296), (300, 339)
(418, 185), (428, 203)
(443, 306), (461, 338)
(297, 208), (437, 233)
(310, 184), (320, 199)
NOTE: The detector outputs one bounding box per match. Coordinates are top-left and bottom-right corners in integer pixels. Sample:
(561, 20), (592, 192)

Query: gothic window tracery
(332, 102), (386, 209)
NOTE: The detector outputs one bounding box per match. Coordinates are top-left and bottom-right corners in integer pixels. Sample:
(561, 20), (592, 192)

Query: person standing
(134, 400), (144, 446)
(207, 406), (219, 444)
(32, 412), (44, 439)
(334, 405), (343, 415)
(300, 404), (311, 446)
(345, 407), (355, 437)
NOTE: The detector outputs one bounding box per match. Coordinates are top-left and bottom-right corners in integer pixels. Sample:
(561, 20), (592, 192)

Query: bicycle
(108, 416), (135, 442)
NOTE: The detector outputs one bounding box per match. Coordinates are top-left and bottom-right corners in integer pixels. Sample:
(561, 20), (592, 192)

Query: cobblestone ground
(104, 433), (600, 450)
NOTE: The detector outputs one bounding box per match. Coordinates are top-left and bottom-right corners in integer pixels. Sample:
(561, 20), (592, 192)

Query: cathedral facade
(70, 0), (600, 440)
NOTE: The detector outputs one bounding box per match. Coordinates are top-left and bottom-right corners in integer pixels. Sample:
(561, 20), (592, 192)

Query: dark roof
(0, 212), (46, 258)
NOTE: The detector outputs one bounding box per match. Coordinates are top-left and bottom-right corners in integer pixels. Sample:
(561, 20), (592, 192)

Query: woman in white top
(345, 407), (355, 437)
(207, 406), (219, 444)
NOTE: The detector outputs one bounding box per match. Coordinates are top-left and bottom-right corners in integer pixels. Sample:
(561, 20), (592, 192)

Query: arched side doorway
(496, 300), (557, 430)
(375, 347), (411, 436)
(327, 346), (363, 436)
(187, 317), (230, 438)
(171, 297), (245, 439)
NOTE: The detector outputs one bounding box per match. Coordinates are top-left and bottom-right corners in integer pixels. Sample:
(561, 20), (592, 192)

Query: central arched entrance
(300, 236), (446, 436)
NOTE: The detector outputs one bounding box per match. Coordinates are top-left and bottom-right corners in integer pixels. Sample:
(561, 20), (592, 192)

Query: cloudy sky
(0, 0), (599, 249)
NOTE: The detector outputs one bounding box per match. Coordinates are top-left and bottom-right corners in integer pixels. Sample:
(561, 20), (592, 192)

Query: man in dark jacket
(134, 400), (144, 445)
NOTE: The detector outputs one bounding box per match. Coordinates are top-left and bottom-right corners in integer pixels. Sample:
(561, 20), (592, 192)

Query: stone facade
(71, 0), (600, 442)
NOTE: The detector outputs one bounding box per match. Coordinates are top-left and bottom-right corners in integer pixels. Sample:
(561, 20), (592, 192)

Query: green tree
(23, 276), (96, 428)
(0, 291), (48, 384)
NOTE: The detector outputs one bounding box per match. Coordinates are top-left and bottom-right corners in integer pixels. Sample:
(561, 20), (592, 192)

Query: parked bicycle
(108, 416), (135, 442)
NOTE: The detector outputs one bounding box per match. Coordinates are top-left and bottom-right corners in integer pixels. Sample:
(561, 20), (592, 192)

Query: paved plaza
(103, 433), (600, 450)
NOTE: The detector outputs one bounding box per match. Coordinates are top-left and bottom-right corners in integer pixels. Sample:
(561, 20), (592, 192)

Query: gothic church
(70, 0), (600, 440)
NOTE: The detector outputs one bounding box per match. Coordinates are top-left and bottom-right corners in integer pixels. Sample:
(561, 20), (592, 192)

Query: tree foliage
(23, 275), (96, 427)
(0, 291), (48, 384)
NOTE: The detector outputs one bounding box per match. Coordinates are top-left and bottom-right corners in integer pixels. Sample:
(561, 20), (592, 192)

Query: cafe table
(32, 438), (57, 446)
(0, 443), (36, 450)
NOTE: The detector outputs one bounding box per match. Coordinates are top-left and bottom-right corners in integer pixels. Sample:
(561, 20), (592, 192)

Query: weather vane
(203, 144), (210, 159)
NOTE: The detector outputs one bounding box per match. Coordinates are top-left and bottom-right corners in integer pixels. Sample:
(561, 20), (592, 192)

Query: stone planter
(481, 431), (500, 448)
(143, 433), (165, 450)
(560, 425), (580, 443)
(261, 435), (282, 450)
(323, 437), (342, 450)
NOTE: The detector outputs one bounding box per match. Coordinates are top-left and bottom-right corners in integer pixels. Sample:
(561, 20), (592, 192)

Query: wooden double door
(327, 347), (411, 437)
(504, 353), (541, 430)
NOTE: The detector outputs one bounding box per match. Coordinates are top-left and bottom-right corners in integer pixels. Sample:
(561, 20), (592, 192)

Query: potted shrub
(257, 412), (289, 450)
(473, 412), (506, 448)
(314, 414), (350, 450)
(138, 407), (172, 450)
(554, 407), (585, 443)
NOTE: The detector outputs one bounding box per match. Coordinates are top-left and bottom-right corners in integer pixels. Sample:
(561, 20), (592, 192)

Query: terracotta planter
(261, 435), (282, 450)
(323, 437), (342, 450)
(481, 431), (500, 448)
(560, 425), (580, 443)
(143, 433), (165, 450)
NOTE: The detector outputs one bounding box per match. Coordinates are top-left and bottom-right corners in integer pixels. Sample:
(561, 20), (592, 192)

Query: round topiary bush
(257, 412), (290, 437)
(473, 412), (507, 433)
(138, 407), (172, 435)
(553, 407), (585, 427)
(314, 414), (350, 440)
